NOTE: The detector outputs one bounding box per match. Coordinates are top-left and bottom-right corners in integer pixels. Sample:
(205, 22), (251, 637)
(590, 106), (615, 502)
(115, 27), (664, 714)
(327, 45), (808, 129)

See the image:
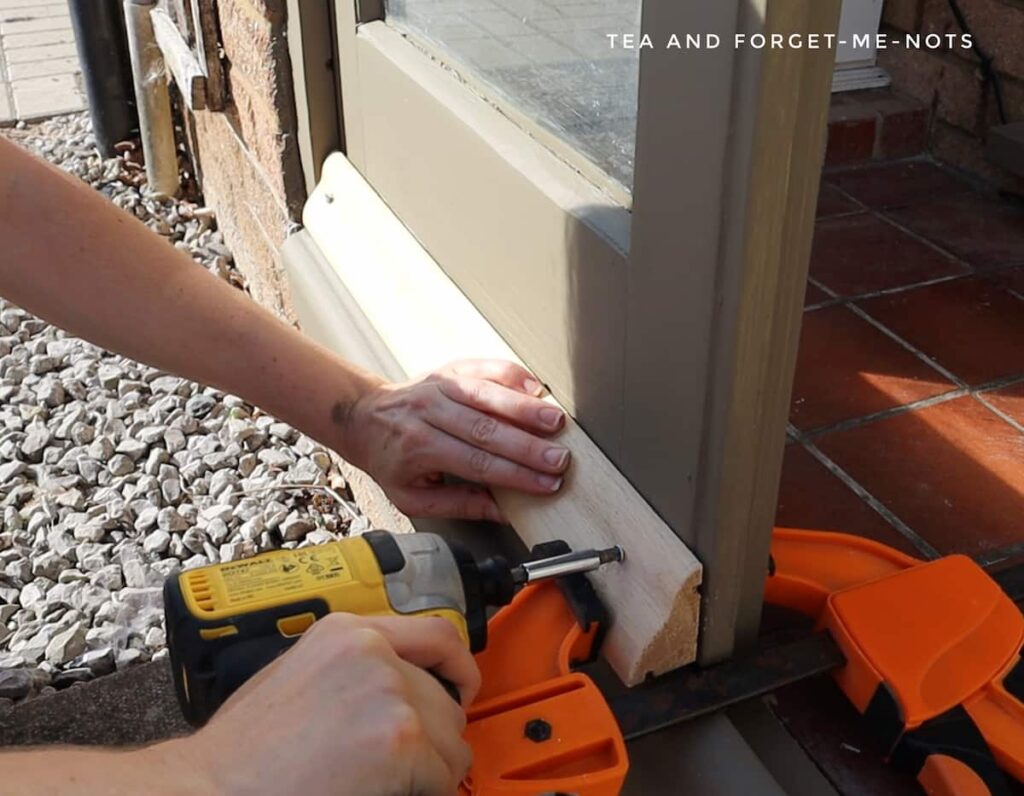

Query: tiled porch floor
(770, 158), (1024, 794)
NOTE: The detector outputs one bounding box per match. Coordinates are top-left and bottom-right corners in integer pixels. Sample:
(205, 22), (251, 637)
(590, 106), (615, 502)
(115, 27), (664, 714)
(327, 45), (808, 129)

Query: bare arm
(0, 137), (570, 520)
(1, 616), (478, 796)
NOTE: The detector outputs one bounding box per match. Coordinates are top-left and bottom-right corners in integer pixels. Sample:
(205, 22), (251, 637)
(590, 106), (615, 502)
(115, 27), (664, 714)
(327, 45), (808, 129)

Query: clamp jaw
(768, 529), (1024, 795)
(459, 542), (628, 795)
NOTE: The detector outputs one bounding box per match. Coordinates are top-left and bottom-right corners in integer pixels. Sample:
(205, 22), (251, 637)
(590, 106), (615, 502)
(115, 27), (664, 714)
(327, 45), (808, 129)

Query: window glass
(386, 0), (642, 192)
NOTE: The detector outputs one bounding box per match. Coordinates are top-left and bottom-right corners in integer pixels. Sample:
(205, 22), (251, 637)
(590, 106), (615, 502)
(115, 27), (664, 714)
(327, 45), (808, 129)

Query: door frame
(301, 0), (840, 664)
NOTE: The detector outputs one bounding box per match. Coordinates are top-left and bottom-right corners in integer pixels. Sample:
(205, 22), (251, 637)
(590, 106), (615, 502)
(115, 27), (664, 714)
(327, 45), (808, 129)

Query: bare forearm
(0, 136), (381, 456)
(1, 739), (212, 795)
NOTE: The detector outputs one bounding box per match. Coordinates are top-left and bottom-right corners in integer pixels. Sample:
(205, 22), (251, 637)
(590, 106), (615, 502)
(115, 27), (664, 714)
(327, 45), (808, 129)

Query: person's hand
(342, 359), (571, 522)
(185, 614), (479, 796)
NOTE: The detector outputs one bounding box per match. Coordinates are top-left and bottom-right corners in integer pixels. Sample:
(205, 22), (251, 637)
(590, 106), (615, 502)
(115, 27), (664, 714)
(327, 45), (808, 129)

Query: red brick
(878, 45), (943, 108)
(923, 0), (1024, 81)
(826, 100), (877, 166)
(931, 121), (1024, 197)
(193, 110), (297, 321)
(879, 103), (930, 157)
(934, 57), (986, 134)
(214, 0), (304, 216)
(883, 0), (923, 32)
(231, 0), (286, 25)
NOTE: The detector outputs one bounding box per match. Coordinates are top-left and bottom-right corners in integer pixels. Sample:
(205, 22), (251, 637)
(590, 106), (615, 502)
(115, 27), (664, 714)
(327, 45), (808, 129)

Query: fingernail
(544, 447), (569, 469)
(523, 378), (543, 396)
(537, 473), (563, 492)
(540, 407), (563, 429)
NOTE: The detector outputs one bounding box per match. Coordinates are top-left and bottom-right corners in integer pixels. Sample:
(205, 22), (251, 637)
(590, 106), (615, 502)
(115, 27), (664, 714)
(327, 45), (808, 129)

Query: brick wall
(179, 0), (305, 320)
(881, 0), (1024, 191)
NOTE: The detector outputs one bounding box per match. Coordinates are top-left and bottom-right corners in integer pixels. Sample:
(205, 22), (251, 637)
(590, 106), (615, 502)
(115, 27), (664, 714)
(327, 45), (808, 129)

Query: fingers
(396, 483), (505, 525)
(436, 372), (565, 435)
(352, 615), (483, 707)
(421, 434), (564, 494)
(398, 658), (473, 786)
(426, 399), (570, 477)
(448, 359), (544, 396)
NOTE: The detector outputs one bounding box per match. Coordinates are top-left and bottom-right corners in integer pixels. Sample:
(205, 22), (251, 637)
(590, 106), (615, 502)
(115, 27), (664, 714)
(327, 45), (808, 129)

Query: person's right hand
(185, 613), (479, 796)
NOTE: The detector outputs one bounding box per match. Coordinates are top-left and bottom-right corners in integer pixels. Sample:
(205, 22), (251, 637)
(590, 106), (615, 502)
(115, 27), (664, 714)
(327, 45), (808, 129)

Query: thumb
(399, 484), (506, 524)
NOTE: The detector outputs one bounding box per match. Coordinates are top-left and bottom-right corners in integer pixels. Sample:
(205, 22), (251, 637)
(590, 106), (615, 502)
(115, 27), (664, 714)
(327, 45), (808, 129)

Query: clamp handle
(918, 755), (993, 796)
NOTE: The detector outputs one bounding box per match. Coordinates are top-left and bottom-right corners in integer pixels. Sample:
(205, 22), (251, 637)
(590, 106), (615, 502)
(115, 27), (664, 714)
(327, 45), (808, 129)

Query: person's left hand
(340, 359), (570, 522)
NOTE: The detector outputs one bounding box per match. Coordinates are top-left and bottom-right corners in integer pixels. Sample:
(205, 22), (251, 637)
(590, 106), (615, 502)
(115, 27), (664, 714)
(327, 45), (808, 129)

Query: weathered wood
(190, 0), (226, 111)
(302, 153), (703, 685)
(286, 0), (341, 193)
(150, 8), (206, 110)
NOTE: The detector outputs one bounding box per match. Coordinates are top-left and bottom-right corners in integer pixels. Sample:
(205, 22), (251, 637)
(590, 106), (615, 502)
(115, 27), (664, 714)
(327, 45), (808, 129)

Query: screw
(524, 718), (552, 743)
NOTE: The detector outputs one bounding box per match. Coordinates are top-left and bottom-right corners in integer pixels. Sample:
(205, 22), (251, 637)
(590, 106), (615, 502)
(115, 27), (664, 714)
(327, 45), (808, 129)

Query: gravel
(0, 114), (369, 703)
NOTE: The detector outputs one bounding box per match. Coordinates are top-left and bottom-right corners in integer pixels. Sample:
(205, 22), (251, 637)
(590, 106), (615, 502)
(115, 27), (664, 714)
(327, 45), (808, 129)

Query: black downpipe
(68, 0), (139, 156)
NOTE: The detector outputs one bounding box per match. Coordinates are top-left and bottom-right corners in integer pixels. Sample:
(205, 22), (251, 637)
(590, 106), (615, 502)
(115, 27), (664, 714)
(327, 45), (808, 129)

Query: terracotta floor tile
(790, 305), (954, 430)
(775, 445), (921, 555)
(816, 397), (1024, 557)
(828, 160), (973, 209)
(804, 281), (830, 306)
(816, 183), (860, 218)
(886, 193), (1024, 270)
(810, 214), (968, 297)
(981, 382), (1024, 427)
(987, 265), (1024, 297)
(859, 277), (1024, 386)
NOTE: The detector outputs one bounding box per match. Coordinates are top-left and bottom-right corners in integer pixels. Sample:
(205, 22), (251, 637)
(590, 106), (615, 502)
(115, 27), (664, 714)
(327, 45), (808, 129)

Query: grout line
(977, 542), (1024, 568)
(972, 374), (1024, 436)
(800, 387), (968, 440)
(806, 275), (837, 295)
(790, 424), (941, 560)
(844, 271), (970, 302)
(846, 301), (968, 388)
(799, 370), (1024, 441)
(871, 210), (978, 274)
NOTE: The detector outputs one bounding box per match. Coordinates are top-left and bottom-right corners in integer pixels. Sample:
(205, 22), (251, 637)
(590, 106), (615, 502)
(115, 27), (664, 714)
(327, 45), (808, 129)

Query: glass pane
(386, 0), (642, 192)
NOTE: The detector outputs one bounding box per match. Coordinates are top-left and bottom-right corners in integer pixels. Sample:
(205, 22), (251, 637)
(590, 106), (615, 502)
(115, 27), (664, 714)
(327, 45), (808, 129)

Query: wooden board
(302, 153), (702, 684)
(151, 8), (207, 110)
(190, 0), (226, 111)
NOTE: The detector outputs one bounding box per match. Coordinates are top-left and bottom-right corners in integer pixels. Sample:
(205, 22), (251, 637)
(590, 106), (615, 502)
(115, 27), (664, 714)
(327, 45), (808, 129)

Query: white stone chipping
(0, 114), (368, 705)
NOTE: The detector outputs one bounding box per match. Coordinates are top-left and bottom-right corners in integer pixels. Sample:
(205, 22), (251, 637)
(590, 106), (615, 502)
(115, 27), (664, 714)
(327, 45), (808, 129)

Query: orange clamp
(768, 528), (1024, 793)
(459, 581), (628, 795)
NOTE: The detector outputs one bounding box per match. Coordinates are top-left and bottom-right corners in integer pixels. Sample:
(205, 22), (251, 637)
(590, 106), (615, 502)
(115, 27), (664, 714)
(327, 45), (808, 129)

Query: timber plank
(302, 153), (703, 684)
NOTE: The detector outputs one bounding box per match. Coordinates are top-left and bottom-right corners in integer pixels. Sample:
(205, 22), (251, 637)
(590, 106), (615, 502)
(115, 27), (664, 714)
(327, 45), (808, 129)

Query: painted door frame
(295, 0), (840, 664)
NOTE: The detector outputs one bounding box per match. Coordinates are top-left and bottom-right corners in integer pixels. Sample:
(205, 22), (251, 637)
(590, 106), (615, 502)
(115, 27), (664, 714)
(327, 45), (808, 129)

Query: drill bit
(510, 545), (625, 586)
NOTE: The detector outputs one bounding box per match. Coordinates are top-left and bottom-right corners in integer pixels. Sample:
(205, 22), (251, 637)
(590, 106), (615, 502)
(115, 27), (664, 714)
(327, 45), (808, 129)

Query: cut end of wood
(610, 567), (702, 686)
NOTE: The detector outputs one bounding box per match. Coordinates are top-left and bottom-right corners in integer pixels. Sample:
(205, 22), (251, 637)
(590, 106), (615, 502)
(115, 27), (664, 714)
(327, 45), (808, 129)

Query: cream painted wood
(302, 153), (702, 684)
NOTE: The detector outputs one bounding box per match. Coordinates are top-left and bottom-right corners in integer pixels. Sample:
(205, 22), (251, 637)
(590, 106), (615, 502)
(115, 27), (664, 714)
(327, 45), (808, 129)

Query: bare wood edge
(303, 153), (703, 684)
(151, 8), (207, 110)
